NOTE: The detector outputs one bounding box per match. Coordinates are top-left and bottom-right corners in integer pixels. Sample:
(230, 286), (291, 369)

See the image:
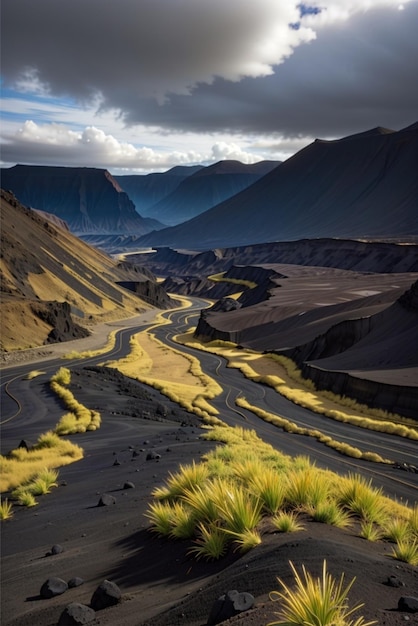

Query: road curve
(1, 297), (417, 504)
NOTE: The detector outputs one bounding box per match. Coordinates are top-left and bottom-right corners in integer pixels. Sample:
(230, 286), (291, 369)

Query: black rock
(68, 577), (84, 588)
(123, 481), (135, 489)
(97, 494), (116, 507)
(146, 451), (161, 461)
(58, 602), (95, 625)
(90, 579), (122, 611)
(398, 596), (418, 612)
(113, 458), (121, 466)
(386, 575), (405, 588)
(40, 576), (68, 598)
(51, 544), (64, 555)
(207, 589), (255, 625)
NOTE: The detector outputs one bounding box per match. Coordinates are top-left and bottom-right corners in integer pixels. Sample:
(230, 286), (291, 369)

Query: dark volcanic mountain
(0, 189), (172, 351)
(0, 165), (162, 235)
(140, 160), (280, 226)
(136, 124), (418, 248)
(115, 165), (203, 218)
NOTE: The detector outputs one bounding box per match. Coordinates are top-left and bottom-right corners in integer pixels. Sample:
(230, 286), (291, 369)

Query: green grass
(271, 511), (305, 533)
(337, 475), (388, 524)
(391, 539), (418, 566)
(285, 468), (331, 509)
(305, 501), (352, 528)
(0, 498), (14, 520)
(16, 491), (38, 507)
(359, 521), (383, 542)
(268, 560), (376, 626)
(188, 523), (228, 561)
(144, 424), (414, 569)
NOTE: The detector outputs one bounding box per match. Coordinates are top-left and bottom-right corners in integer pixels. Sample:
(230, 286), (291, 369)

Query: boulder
(97, 494), (116, 507)
(90, 579), (122, 611)
(58, 602), (96, 625)
(67, 577), (84, 588)
(207, 589), (254, 625)
(40, 577), (68, 598)
(398, 596), (418, 612)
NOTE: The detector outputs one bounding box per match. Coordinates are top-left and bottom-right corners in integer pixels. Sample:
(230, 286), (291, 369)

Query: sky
(1, 0), (417, 175)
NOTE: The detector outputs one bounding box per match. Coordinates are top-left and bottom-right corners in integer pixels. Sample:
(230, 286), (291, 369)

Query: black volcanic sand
(1, 367), (417, 626)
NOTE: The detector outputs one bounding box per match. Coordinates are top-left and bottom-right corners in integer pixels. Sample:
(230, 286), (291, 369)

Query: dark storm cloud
(119, 3), (418, 138)
(1, 0), (312, 102)
(1, 0), (416, 145)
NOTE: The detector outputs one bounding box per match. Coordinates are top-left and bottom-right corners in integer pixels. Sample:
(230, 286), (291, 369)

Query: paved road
(1, 297), (417, 504)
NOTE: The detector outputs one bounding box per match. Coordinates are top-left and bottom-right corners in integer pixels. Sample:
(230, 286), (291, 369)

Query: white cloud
(1, 121), (268, 173)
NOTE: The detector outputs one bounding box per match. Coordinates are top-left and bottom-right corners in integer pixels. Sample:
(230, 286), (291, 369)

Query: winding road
(1, 296), (417, 504)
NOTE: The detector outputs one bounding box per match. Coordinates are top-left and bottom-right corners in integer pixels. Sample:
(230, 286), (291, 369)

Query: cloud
(1, 0), (314, 103)
(118, 1), (418, 137)
(1, 0), (416, 172)
(0, 121), (263, 172)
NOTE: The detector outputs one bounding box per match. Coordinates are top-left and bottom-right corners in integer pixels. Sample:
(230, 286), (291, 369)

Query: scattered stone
(386, 575), (405, 588)
(51, 544), (64, 555)
(113, 458), (121, 466)
(97, 494), (116, 507)
(207, 590), (254, 625)
(123, 481), (135, 489)
(90, 579), (122, 611)
(398, 597), (418, 613)
(132, 450), (139, 457)
(146, 451), (161, 461)
(40, 576), (68, 598)
(18, 439), (33, 451)
(58, 602), (95, 625)
(68, 577), (84, 588)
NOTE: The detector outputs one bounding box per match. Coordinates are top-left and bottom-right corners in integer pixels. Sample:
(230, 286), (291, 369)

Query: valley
(1, 122), (418, 626)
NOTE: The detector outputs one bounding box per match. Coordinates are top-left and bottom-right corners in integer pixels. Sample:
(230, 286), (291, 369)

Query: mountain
(136, 125), (418, 249)
(140, 160), (280, 226)
(0, 165), (162, 235)
(115, 165), (203, 218)
(0, 189), (173, 351)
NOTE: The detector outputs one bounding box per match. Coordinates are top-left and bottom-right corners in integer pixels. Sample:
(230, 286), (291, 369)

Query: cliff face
(1, 165), (155, 234)
(127, 239), (418, 276)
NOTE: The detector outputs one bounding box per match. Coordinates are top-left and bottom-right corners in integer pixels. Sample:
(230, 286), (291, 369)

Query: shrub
(268, 560), (376, 626)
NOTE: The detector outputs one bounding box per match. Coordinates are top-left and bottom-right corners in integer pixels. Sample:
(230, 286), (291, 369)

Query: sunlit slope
(0, 190), (156, 350)
(138, 124), (418, 248)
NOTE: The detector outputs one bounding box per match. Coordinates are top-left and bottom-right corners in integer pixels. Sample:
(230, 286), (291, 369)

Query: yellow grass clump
(177, 333), (418, 440)
(104, 328), (223, 423)
(0, 432), (83, 492)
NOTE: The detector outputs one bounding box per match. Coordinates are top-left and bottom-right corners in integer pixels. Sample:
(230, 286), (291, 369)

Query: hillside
(136, 124), (418, 248)
(0, 165), (161, 235)
(115, 165), (203, 217)
(0, 190), (173, 351)
(141, 160), (279, 226)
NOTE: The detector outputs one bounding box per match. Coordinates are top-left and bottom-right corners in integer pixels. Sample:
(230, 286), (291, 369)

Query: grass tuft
(0, 498), (14, 520)
(268, 559), (376, 626)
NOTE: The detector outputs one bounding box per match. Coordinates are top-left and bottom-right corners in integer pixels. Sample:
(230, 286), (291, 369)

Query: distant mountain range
(2, 124), (417, 248)
(136, 123), (418, 249)
(1, 160), (278, 234)
(125, 160), (279, 226)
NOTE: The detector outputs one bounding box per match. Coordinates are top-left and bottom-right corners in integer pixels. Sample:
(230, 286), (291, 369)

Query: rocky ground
(1, 365), (417, 626)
